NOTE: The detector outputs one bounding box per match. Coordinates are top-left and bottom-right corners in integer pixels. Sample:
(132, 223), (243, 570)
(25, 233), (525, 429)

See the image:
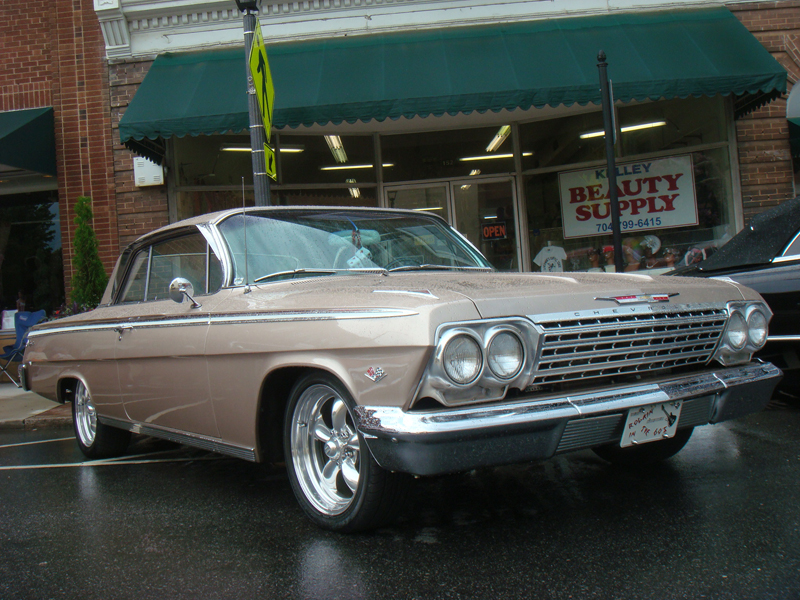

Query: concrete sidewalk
(0, 383), (72, 429)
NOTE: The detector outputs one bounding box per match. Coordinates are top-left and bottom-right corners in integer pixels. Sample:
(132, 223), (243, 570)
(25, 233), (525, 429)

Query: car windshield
(217, 209), (492, 284)
(684, 195), (800, 273)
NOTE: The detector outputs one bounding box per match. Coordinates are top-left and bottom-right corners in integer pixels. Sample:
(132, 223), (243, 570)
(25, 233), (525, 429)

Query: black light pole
(235, 0), (270, 206)
(597, 51), (624, 273)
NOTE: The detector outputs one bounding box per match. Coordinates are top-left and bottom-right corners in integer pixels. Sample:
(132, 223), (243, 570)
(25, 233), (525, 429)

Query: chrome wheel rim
(291, 384), (361, 516)
(74, 381), (96, 447)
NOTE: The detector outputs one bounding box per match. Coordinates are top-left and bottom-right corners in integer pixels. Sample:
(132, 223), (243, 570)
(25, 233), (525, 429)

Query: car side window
(119, 249), (149, 303)
(117, 232), (223, 304)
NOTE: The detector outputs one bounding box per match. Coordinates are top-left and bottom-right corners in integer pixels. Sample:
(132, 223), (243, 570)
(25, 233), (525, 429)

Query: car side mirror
(169, 277), (201, 309)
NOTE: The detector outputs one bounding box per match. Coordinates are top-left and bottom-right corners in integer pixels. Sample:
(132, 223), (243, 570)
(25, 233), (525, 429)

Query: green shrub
(71, 196), (108, 308)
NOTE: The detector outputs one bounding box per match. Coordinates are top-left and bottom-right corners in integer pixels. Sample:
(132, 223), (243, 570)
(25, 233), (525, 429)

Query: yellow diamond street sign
(248, 20), (275, 141)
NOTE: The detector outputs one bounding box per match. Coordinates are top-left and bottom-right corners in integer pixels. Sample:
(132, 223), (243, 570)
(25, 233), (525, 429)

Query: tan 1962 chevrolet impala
(21, 207), (781, 531)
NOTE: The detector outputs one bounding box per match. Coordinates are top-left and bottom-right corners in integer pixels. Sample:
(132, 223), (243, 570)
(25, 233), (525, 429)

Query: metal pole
(243, 9), (270, 206)
(597, 51), (624, 273)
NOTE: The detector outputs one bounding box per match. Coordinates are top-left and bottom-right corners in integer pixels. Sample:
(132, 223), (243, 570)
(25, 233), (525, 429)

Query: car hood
(245, 271), (749, 319)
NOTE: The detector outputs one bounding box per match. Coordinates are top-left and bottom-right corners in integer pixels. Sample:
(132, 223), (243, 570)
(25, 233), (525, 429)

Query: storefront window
(273, 188), (376, 207)
(525, 148), (735, 274)
(176, 190), (255, 222)
(382, 126), (516, 183)
(617, 96), (728, 157)
(522, 96), (734, 274)
(0, 193), (63, 319)
(174, 135), (254, 187)
(278, 134), (376, 185)
(518, 111), (607, 171)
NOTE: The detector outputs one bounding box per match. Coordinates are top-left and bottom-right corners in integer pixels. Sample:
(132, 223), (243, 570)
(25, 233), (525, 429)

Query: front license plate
(620, 401), (683, 447)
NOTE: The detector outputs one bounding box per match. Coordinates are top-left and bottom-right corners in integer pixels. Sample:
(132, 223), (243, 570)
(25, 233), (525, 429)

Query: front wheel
(284, 372), (409, 532)
(592, 427), (694, 466)
(72, 379), (130, 459)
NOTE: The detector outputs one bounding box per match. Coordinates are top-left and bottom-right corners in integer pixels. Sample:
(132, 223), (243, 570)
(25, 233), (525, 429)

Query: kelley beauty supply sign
(558, 155), (697, 239)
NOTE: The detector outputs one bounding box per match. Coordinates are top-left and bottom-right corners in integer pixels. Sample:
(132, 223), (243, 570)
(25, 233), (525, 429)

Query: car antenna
(242, 176), (250, 294)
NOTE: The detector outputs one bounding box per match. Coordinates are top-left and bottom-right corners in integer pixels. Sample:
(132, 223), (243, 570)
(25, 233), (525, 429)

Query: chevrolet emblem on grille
(595, 293), (678, 305)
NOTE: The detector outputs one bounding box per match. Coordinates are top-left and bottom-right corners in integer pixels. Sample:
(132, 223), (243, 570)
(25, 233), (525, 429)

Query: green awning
(120, 7), (787, 163)
(0, 107), (56, 176)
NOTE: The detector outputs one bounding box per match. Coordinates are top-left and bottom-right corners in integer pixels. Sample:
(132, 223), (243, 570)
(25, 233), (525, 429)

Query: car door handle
(114, 325), (133, 341)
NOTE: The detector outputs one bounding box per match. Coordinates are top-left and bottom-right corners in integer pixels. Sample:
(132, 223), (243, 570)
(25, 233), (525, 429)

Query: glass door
(385, 184), (450, 221)
(384, 178), (520, 271)
(451, 178), (519, 271)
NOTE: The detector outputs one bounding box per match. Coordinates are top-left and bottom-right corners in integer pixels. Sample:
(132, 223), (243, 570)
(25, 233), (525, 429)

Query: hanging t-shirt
(534, 245), (567, 272)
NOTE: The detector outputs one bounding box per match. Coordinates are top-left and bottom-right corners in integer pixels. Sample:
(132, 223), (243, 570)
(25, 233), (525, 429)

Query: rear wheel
(593, 427), (694, 466)
(284, 372), (409, 532)
(72, 380), (130, 459)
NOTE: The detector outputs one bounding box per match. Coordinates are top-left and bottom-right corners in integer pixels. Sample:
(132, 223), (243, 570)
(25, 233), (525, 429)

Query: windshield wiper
(253, 267), (388, 283)
(253, 269), (338, 283)
(387, 264), (493, 273)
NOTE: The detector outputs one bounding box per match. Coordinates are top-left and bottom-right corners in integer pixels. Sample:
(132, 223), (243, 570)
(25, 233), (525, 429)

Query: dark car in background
(669, 196), (800, 395)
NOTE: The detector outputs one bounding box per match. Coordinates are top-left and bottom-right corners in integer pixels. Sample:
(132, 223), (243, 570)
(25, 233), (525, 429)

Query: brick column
(729, 1), (800, 222)
(109, 60), (170, 249)
(51, 0), (119, 291)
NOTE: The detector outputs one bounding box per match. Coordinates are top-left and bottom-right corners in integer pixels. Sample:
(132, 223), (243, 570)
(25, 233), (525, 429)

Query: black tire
(592, 427), (694, 466)
(72, 379), (130, 459)
(283, 372), (410, 532)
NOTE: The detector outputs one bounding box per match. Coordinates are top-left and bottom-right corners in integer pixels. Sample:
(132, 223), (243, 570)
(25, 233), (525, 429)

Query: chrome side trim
(355, 362), (781, 437)
(768, 335), (800, 342)
(99, 416), (256, 462)
(28, 308), (417, 337)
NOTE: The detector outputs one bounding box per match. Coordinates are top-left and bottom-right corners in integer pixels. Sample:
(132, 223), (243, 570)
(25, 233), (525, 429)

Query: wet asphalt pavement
(1, 404), (799, 600)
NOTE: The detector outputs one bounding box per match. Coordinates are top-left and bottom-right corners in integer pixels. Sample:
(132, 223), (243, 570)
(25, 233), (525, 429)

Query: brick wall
(109, 60), (169, 249)
(1, 0), (119, 295)
(729, 1), (800, 222)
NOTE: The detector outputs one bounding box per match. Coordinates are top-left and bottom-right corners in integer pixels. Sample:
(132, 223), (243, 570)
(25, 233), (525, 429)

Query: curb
(0, 404), (73, 431)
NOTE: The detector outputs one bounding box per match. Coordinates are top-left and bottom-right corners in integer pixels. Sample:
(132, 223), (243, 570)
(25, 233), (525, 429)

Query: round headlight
(726, 311), (747, 350)
(487, 331), (524, 380)
(443, 335), (482, 384)
(747, 309), (768, 348)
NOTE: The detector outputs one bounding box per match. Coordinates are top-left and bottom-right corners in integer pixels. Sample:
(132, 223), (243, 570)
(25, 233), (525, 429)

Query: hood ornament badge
(595, 293), (678, 305)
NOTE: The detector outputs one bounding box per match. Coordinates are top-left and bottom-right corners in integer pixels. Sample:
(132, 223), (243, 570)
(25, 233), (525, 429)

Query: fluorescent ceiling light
(320, 163), (394, 171)
(415, 206), (443, 211)
(486, 125), (511, 152)
(324, 135), (348, 163)
(346, 178), (360, 199)
(579, 120), (667, 139)
(459, 152), (532, 162)
(220, 144), (251, 152)
(469, 169), (481, 176)
(279, 146), (304, 153)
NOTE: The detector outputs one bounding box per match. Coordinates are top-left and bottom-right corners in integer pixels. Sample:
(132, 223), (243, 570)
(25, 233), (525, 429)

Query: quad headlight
(714, 301), (772, 366)
(746, 306), (768, 347)
(427, 320), (536, 404)
(725, 311), (748, 350)
(443, 334), (483, 385)
(487, 331), (524, 380)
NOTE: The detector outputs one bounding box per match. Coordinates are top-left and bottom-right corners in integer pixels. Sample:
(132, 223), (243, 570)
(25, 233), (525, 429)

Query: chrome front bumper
(355, 362), (782, 476)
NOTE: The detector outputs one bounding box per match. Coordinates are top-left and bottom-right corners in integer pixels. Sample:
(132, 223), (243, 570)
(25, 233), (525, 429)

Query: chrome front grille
(533, 308), (727, 385)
